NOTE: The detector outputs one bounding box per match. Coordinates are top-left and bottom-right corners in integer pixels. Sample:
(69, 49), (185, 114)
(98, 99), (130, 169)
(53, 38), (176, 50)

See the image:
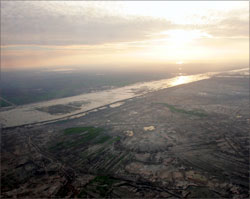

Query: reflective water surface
(0, 69), (247, 128)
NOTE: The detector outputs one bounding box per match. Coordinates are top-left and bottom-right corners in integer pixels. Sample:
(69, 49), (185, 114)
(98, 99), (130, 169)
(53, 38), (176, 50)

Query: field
(1, 73), (249, 198)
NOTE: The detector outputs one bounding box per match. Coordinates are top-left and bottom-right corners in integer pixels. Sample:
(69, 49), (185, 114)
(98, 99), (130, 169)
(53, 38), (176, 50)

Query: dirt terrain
(1, 74), (249, 198)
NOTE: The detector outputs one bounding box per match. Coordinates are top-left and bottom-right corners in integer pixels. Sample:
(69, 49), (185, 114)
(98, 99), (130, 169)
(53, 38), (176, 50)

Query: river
(0, 68), (247, 128)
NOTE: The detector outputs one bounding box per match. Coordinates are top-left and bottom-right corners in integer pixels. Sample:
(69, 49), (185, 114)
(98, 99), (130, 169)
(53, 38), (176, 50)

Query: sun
(176, 61), (184, 65)
(147, 29), (213, 62)
(164, 29), (211, 46)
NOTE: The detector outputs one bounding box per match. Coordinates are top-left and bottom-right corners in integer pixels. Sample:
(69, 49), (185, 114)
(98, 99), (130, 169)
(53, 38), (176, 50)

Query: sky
(1, 1), (249, 71)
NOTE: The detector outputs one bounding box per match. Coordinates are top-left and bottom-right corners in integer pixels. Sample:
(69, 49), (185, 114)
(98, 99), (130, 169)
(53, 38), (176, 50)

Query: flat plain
(1, 71), (249, 198)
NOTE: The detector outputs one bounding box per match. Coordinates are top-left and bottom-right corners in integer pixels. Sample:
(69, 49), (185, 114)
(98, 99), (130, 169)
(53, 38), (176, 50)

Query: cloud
(192, 8), (249, 39)
(205, 17), (249, 38)
(1, 1), (248, 70)
(1, 1), (248, 46)
(1, 2), (177, 45)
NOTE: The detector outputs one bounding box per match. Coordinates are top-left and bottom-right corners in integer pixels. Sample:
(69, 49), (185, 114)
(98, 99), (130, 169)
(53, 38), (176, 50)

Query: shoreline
(0, 68), (248, 129)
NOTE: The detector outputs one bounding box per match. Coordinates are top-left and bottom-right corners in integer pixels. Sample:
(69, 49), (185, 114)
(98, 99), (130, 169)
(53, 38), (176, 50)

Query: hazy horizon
(1, 2), (249, 198)
(1, 1), (249, 71)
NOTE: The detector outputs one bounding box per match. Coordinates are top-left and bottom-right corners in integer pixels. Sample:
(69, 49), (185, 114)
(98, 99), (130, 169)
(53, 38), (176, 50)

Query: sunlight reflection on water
(3, 68), (247, 128)
(0, 73), (213, 127)
(170, 76), (193, 86)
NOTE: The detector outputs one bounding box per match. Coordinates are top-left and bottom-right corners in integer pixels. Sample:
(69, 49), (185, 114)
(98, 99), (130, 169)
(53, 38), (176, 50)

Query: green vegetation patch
(87, 175), (119, 197)
(65, 128), (103, 147)
(96, 135), (112, 144)
(0, 99), (12, 107)
(64, 126), (103, 135)
(159, 103), (208, 117)
(36, 104), (80, 115)
(50, 126), (112, 150)
(108, 136), (121, 144)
